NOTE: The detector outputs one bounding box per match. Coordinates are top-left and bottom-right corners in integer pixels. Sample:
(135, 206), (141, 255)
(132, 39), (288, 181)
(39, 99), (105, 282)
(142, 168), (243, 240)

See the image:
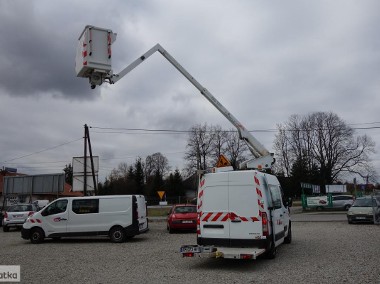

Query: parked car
(3, 204), (39, 232)
(332, 195), (354, 210)
(347, 196), (380, 224)
(167, 204), (197, 233)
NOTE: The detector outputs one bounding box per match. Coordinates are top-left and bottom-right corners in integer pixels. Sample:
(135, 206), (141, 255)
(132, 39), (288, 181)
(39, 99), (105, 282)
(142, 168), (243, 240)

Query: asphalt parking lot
(1, 216), (379, 284)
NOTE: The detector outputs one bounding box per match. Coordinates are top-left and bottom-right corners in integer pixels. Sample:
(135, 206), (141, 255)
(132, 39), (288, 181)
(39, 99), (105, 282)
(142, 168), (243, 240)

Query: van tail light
(196, 213), (201, 235)
(4, 212), (8, 219)
(183, 252), (194, 257)
(28, 211), (34, 216)
(240, 254), (253, 260)
(262, 212), (269, 237)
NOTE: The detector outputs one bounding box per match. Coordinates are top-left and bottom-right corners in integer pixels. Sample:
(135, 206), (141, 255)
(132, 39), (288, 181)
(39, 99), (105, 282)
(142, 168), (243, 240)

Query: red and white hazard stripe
(254, 172), (264, 220)
(82, 33), (88, 66)
(200, 211), (259, 222)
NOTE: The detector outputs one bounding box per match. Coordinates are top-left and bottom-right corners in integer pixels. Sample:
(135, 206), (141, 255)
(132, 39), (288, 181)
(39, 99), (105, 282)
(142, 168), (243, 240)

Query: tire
(3, 225), (9, 232)
(284, 224), (292, 244)
(168, 226), (174, 234)
(109, 226), (126, 243)
(344, 205), (350, 211)
(30, 228), (45, 244)
(264, 240), (277, 259)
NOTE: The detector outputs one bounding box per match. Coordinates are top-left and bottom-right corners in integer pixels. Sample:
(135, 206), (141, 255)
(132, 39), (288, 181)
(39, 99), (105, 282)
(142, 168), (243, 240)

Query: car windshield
(352, 198), (373, 207)
(174, 206), (196, 213)
(8, 205), (33, 212)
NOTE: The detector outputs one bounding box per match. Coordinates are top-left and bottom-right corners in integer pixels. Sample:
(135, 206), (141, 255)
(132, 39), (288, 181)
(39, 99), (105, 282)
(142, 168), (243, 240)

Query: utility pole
(84, 124), (88, 196)
(83, 124), (98, 195)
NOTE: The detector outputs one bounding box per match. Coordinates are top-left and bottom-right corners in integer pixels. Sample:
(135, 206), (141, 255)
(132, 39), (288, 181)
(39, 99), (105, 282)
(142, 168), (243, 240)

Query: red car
(167, 204), (197, 233)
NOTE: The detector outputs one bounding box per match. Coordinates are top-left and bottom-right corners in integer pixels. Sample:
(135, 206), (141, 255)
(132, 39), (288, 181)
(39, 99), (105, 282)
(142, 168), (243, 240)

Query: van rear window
(72, 199), (99, 214)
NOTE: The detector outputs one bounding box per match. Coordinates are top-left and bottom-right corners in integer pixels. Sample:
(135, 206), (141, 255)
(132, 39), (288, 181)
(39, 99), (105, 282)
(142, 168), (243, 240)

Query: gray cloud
(0, 0), (379, 182)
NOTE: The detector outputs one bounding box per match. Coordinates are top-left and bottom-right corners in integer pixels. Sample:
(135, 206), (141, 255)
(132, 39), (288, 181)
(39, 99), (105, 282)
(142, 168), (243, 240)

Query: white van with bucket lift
(75, 26), (292, 259)
(21, 195), (148, 243)
(180, 167), (291, 259)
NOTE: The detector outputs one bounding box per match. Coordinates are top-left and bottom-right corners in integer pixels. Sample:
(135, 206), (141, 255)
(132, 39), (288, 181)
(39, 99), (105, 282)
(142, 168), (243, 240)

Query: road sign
(157, 191), (165, 200)
(216, 154), (231, 167)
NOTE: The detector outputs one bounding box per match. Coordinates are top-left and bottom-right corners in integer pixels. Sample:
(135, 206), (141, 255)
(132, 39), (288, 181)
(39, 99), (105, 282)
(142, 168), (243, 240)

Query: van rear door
(228, 171), (262, 244)
(136, 195), (148, 232)
(200, 173), (230, 243)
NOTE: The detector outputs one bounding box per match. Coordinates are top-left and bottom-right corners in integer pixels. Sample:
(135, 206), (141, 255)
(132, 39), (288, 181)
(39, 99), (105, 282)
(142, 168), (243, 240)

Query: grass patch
(148, 207), (171, 217)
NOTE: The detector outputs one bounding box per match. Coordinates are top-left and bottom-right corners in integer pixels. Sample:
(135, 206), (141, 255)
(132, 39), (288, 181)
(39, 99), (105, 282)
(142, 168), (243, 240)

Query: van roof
(54, 195), (144, 200)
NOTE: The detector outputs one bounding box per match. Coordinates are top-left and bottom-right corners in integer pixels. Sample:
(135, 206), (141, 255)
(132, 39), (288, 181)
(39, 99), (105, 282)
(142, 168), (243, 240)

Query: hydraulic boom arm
(107, 44), (274, 170)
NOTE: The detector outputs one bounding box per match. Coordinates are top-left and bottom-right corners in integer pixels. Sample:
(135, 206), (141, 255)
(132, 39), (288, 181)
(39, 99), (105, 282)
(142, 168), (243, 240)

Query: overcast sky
(0, 0), (379, 184)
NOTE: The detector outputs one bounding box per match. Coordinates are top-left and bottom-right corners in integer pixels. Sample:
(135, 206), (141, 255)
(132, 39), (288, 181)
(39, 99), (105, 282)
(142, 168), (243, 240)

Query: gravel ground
(1, 221), (379, 284)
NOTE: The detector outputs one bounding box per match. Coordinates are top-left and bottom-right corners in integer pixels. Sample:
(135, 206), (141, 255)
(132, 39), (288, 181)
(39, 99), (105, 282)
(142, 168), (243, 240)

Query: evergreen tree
(63, 164), (73, 185)
(134, 158), (145, 195)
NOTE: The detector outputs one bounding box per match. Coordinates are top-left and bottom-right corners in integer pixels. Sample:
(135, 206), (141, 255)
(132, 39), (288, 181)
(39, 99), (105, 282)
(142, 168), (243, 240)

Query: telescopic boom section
(112, 44), (274, 170)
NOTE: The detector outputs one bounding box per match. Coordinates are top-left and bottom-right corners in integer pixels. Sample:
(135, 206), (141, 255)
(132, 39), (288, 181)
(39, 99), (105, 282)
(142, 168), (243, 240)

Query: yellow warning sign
(216, 154), (231, 167)
(157, 191), (165, 200)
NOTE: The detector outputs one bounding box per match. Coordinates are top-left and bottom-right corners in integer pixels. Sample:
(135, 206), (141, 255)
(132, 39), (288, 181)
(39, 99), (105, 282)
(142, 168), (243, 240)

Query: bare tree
(210, 125), (227, 162)
(145, 152), (170, 178)
(184, 124), (251, 172)
(108, 162), (129, 182)
(224, 129), (250, 169)
(274, 111), (376, 183)
(184, 124), (215, 171)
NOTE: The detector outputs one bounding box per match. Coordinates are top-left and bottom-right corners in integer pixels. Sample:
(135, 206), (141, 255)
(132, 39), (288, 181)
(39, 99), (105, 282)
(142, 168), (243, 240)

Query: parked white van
(180, 168), (292, 259)
(21, 195), (148, 243)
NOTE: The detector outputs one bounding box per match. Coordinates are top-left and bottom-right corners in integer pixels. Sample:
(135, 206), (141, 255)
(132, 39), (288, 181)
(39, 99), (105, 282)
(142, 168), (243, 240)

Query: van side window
(41, 200), (68, 216)
(72, 199), (99, 214)
(269, 185), (282, 209)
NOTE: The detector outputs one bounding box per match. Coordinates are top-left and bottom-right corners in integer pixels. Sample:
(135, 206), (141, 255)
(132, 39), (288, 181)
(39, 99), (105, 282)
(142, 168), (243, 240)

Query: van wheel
(30, 228), (45, 244)
(109, 226), (126, 243)
(344, 204), (350, 211)
(3, 225), (9, 232)
(264, 240), (277, 259)
(284, 224), (292, 244)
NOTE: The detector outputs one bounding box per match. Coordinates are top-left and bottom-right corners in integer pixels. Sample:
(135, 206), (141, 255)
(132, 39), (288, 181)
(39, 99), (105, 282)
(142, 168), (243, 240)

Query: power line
(2, 122), (378, 168)
(90, 125), (380, 134)
(0, 138), (83, 164)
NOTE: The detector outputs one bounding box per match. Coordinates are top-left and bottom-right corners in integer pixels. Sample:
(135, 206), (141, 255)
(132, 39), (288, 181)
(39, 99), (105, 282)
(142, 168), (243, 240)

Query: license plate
(180, 246), (201, 253)
(356, 217), (366, 220)
(182, 220), (193, 224)
(13, 214), (24, 218)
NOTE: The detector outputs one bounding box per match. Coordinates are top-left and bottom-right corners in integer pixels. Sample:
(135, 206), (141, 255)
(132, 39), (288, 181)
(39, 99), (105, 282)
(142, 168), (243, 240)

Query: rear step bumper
(180, 245), (266, 259)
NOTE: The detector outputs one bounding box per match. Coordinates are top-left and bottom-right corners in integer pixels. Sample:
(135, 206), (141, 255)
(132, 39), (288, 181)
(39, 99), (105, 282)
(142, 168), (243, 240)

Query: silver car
(347, 196), (380, 224)
(332, 195), (354, 210)
(3, 204), (39, 232)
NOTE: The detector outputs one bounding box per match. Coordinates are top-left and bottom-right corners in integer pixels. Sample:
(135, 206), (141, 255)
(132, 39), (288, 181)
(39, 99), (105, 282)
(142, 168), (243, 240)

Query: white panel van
(181, 169), (291, 259)
(21, 195), (148, 243)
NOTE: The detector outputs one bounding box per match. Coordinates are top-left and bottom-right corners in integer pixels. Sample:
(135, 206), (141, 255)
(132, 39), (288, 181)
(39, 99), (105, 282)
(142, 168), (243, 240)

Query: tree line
(64, 111), (378, 197)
